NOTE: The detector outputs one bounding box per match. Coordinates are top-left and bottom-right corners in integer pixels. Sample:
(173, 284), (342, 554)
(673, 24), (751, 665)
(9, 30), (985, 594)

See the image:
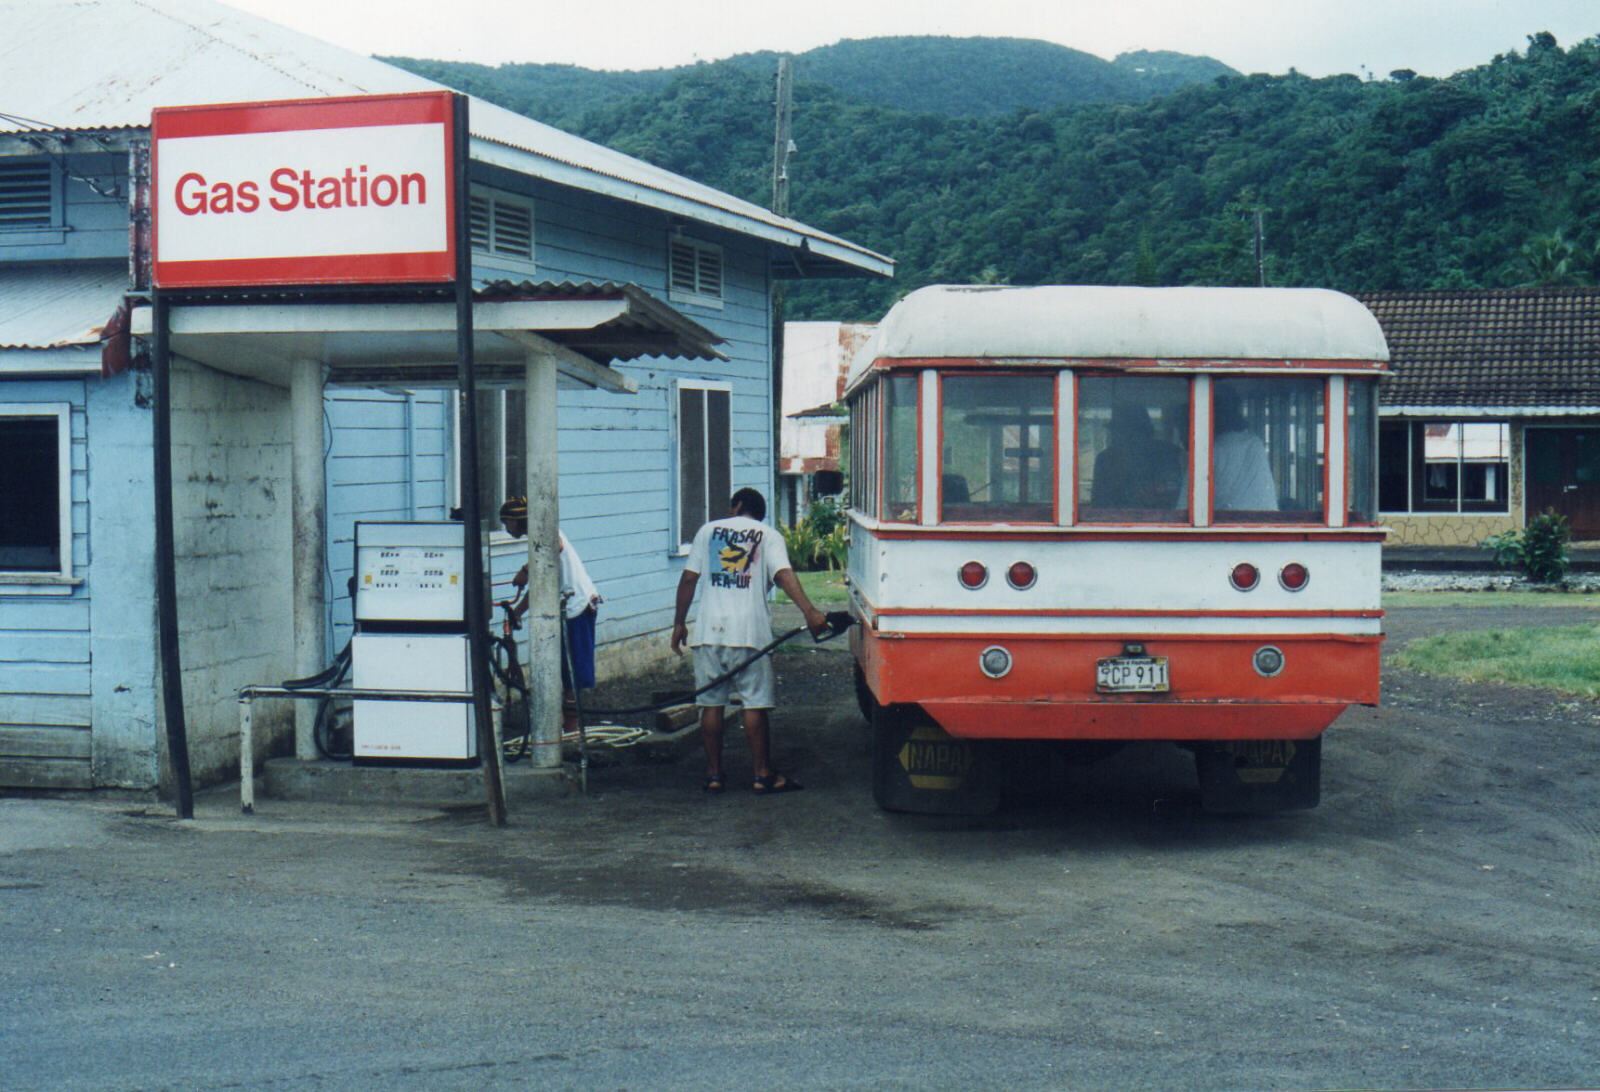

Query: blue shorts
(562, 606), (597, 690)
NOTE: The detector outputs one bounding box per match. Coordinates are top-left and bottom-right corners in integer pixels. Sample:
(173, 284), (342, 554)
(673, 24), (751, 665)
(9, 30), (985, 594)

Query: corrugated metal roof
(1356, 288), (1600, 411)
(0, 0), (892, 279)
(0, 261), (125, 349)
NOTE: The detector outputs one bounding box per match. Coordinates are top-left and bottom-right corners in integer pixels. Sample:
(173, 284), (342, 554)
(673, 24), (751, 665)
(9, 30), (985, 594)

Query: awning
(0, 262), (126, 376)
(127, 280), (726, 392)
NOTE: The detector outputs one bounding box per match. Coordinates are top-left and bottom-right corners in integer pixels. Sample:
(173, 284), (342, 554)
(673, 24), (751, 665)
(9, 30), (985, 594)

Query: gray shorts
(692, 645), (776, 710)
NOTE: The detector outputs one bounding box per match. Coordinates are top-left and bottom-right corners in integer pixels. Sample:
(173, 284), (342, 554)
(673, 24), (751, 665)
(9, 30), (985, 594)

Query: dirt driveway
(4, 599), (1598, 1089)
(458, 599), (1600, 1086)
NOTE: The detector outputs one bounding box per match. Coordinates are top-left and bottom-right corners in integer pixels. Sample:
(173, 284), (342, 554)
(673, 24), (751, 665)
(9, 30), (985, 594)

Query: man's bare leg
(700, 704), (726, 782)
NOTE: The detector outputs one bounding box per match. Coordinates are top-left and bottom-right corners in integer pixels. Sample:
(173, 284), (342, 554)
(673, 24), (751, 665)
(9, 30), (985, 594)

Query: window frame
(1379, 419), (1511, 515)
(672, 379), (733, 555)
(667, 234), (724, 310)
(938, 370), (1057, 525)
(0, 402), (73, 584)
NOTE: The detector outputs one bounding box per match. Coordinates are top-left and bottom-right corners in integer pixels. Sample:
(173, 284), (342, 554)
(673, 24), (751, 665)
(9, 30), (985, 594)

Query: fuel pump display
(351, 521), (477, 766)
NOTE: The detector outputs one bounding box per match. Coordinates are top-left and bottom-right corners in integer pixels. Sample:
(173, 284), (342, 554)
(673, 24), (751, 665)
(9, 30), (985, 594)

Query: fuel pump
(350, 521), (478, 766)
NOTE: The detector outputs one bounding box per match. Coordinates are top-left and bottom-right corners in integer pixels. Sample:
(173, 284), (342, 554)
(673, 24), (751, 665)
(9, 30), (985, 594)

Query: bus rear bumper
(856, 628), (1380, 742)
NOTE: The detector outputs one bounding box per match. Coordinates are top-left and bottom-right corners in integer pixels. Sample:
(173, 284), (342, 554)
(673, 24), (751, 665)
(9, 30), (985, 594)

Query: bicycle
(491, 599), (533, 762)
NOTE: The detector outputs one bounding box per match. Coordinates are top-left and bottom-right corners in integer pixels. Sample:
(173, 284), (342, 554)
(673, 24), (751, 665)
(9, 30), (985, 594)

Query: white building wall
(169, 359), (294, 786)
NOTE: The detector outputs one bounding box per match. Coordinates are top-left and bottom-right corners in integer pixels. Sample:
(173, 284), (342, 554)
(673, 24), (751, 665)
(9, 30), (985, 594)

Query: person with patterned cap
(499, 496), (601, 734)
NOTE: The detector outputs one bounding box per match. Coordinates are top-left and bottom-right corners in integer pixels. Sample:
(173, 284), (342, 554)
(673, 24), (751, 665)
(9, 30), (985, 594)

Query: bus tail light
(1279, 562), (1310, 591)
(959, 561), (988, 589)
(1006, 561), (1037, 590)
(1230, 562), (1259, 591)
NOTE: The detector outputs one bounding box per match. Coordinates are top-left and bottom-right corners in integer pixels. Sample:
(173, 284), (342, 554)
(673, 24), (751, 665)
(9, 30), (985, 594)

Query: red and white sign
(152, 92), (457, 288)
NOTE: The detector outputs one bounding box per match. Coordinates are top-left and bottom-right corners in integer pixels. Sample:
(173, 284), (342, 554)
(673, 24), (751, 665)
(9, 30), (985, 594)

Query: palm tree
(1521, 228), (1580, 286)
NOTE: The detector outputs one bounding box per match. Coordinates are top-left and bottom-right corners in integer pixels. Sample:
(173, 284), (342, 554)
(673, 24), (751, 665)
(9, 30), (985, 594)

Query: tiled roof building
(1357, 288), (1600, 412)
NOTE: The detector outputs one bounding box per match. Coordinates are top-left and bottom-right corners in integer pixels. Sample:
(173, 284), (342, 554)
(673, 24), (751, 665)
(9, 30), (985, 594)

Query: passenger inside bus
(1212, 385), (1280, 513)
(1090, 402), (1185, 510)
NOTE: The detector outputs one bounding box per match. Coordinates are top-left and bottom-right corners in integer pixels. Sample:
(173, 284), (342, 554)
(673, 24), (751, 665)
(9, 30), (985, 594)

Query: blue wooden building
(0, 0), (890, 791)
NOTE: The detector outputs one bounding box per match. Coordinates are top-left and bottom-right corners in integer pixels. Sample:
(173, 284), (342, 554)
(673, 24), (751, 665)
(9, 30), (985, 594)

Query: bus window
(1078, 375), (1190, 523)
(940, 374), (1054, 523)
(883, 374), (920, 521)
(1214, 377), (1324, 523)
(1346, 379), (1377, 524)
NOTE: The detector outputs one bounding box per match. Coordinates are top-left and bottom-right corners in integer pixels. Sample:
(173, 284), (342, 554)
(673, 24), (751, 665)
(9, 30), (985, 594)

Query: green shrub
(782, 497), (849, 572)
(1482, 510), (1572, 583)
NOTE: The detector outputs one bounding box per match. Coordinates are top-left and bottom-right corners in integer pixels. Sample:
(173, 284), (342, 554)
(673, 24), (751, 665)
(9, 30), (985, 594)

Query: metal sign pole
(449, 93), (507, 826)
(151, 289), (195, 819)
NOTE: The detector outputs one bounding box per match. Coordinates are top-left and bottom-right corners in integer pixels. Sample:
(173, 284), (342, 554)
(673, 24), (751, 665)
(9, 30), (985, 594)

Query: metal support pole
(239, 698), (254, 814)
(524, 348), (563, 768)
(152, 290), (194, 819)
(450, 93), (507, 826)
(290, 357), (327, 761)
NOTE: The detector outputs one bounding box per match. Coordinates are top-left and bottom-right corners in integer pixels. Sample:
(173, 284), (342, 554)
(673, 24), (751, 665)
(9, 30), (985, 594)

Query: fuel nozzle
(814, 610), (856, 642)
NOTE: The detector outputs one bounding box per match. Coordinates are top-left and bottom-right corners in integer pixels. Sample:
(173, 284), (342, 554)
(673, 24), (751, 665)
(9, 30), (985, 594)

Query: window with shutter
(0, 161), (56, 231)
(674, 381), (733, 550)
(667, 235), (724, 308)
(468, 187), (534, 271)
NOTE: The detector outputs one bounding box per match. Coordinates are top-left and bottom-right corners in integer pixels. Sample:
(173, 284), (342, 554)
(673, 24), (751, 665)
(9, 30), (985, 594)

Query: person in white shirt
(670, 487), (827, 795)
(500, 497), (602, 734)
(1212, 387), (1279, 513)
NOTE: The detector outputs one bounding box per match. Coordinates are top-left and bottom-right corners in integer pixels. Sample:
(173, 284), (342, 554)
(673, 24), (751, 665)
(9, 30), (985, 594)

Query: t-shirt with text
(684, 515), (792, 649)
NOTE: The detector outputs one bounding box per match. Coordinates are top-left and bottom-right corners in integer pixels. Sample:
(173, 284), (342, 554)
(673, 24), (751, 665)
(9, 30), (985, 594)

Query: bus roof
(851, 285), (1390, 386)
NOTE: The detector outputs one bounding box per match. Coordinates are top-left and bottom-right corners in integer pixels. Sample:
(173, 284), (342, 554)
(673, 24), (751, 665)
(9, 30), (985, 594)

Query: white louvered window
(0, 160), (57, 231)
(668, 235), (724, 308)
(468, 188), (534, 271)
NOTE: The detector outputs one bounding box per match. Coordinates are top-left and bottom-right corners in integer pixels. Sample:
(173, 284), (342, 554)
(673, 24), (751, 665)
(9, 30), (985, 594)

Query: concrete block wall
(168, 359), (293, 788)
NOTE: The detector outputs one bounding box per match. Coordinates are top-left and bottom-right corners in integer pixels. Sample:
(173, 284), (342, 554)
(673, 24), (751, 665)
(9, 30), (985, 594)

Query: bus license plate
(1096, 656), (1169, 693)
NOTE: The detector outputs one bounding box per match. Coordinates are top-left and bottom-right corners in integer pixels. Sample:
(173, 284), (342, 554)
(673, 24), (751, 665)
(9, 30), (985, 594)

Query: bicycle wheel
(490, 634), (531, 761)
(314, 694), (353, 760)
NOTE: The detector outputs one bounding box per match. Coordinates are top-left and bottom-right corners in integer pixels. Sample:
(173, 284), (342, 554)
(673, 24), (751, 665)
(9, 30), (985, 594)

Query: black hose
(581, 611), (855, 717)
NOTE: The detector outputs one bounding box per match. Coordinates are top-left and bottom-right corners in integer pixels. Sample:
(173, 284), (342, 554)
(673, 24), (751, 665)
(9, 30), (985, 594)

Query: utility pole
(771, 56), (793, 518)
(772, 56), (793, 217)
(1253, 207), (1266, 287)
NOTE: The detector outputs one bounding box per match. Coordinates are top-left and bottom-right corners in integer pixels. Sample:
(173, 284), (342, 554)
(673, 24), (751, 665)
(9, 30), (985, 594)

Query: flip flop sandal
(703, 774), (727, 794)
(752, 772), (803, 794)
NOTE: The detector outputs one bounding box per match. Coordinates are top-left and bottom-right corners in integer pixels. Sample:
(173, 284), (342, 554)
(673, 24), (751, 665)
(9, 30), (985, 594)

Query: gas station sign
(151, 91), (457, 288)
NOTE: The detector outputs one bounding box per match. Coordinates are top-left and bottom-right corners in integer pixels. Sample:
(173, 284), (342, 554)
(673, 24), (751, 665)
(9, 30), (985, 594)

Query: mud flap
(1194, 735), (1322, 814)
(872, 704), (1000, 815)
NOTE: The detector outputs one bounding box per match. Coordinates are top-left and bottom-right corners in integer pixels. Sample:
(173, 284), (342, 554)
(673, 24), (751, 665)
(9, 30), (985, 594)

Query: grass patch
(1394, 623), (1600, 697)
(777, 569), (850, 608)
(1383, 589), (1600, 608)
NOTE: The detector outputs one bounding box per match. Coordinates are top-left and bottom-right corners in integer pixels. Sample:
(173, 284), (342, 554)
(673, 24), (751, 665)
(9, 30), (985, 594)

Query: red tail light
(1006, 561), (1037, 590)
(1279, 562), (1310, 591)
(959, 561), (988, 589)
(1230, 562), (1259, 591)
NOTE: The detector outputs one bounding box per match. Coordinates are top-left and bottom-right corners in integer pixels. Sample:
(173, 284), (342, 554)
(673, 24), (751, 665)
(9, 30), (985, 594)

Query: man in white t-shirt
(671, 487), (827, 795)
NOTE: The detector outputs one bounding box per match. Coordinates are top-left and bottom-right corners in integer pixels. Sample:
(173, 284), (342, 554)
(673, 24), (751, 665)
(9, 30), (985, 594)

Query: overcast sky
(224, 0), (1595, 79)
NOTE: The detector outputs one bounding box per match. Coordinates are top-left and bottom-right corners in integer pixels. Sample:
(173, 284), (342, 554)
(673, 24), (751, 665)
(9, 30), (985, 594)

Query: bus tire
(853, 661), (875, 724)
(871, 703), (1000, 815)
(1193, 735), (1322, 813)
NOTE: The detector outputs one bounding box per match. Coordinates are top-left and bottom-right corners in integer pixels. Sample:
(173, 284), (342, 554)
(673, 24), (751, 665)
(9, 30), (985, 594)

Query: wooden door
(1526, 428), (1600, 538)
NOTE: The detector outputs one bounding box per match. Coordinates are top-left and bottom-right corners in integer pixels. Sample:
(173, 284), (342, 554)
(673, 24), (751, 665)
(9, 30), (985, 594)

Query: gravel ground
(4, 596), (1599, 1090)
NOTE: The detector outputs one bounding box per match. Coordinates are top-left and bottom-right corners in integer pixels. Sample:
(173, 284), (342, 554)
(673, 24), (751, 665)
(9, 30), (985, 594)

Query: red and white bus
(844, 286), (1389, 814)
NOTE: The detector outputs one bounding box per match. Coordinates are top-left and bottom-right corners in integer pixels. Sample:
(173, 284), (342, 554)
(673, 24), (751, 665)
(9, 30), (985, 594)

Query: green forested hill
(393, 32), (1600, 321)
(387, 36), (1234, 129)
